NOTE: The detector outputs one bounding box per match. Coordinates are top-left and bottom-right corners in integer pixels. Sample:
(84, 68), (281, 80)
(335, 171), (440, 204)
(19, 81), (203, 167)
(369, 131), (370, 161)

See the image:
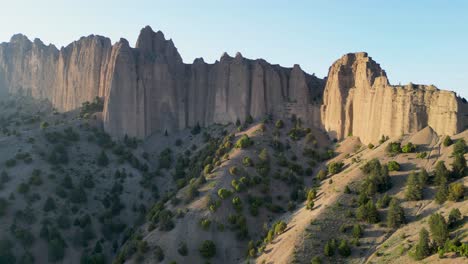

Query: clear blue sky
(1, 0), (467, 98)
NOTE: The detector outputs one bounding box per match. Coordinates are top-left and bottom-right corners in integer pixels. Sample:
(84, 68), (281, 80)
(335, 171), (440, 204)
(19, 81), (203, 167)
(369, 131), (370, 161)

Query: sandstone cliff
(321, 52), (468, 144)
(0, 34), (112, 111)
(103, 26), (324, 137)
(0, 27), (466, 143)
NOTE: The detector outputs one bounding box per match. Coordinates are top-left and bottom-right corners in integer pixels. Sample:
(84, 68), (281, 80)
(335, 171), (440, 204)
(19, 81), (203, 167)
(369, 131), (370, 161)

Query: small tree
(387, 161), (400, 171)
(324, 240), (334, 257)
(447, 182), (465, 201)
(316, 170), (327, 181)
(97, 151), (109, 167)
(434, 180), (448, 204)
(451, 154), (466, 179)
(405, 172), (423, 201)
(338, 239), (351, 257)
(352, 224), (363, 238)
(448, 208), (462, 227)
(43, 197), (56, 212)
(328, 162), (344, 175)
(434, 161), (449, 186)
(275, 120), (284, 129)
(413, 228), (431, 260)
(235, 135), (252, 149)
(386, 198), (406, 228)
(442, 136), (452, 147)
(428, 213), (449, 248)
(356, 200), (379, 223)
(199, 240), (216, 259)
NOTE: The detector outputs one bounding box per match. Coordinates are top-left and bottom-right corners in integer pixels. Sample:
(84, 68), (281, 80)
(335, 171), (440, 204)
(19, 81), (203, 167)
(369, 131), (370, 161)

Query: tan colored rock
(321, 52), (468, 144)
(1, 28), (465, 142)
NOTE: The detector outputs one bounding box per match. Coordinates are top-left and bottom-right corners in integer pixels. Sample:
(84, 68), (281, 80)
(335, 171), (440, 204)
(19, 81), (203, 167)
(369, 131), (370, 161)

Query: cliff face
(103, 26), (324, 137)
(0, 27), (466, 142)
(321, 52), (468, 144)
(0, 34), (112, 111)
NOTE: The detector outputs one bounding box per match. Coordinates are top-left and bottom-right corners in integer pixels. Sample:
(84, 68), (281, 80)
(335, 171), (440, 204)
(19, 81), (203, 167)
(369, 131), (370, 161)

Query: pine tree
(428, 213), (449, 248)
(43, 197), (56, 212)
(352, 224), (363, 238)
(448, 208), (462, 228)
(413, 228), (431, 260)
(324, 240), (334, 256)
(451, 154), (466, 178)
(434, 179), (448, 204)
(338, 239), (351, 257)
(434, 161), (449, 186)
(386, 198), (406, 228)
(97, 151), (109, 167)
(405, 172), (423, 201)
(417, 169), (428, 186)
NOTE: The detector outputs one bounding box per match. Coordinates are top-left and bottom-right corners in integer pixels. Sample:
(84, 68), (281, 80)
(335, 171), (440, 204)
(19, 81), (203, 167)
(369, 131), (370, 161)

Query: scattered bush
(199, 240), (216, 259)
(327, 162), (344, 175)
(447, 182), (464, 201)
(217, 188), (232, 199)
(387, 161), (400, 171)
(275, 120), (284, 129)
(235, 135), (253, 149)
(442, 136), (453, 147)
(338, 239), (351, 257)
(401, 142), (416, 153)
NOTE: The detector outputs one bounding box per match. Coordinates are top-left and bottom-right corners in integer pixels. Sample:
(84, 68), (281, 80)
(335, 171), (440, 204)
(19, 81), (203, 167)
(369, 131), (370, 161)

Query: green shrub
(97, 150), (109, 167)
(229, 166), (238, 176)
(232, 196), (243, 212)
(352, 224), (363, 238)
(387, 161), (400, 171)
(273, 221), (287, 235)
(368, 143), (375, 149)
(242, 156), (253, 167)
(338, 239), (351, 257)
(416, 152), (427, 159)
(178, 242), (188, 256)
(316, 170), (327, 181)
(447, 182), (464, 201)
(327, 162), (344, 175)
(235, 135), (253, 149)
(386, 142), (402, 154)
(443, 136), (452, 147)
(275, 120), (284, 129)
(217, 188), (232, 199)
(401, 142), (416, 153)
(356, 200), (379, 223)
(0, 198), (8, 217)
(204, 164), (214, 175)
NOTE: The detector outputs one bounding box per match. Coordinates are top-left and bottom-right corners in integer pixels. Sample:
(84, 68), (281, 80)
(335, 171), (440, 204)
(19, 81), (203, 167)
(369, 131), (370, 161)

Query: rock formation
(0, 27), (467, 143)
(0, 33), (112, 111)
(321, 52), (468, 144)
(103, 26), (324, 138)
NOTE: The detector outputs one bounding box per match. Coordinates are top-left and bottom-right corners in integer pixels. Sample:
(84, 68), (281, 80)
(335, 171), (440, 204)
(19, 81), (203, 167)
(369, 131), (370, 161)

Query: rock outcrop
(0, 34), (112, 111)
(321, 52), (468, 144)
(0, 27), (466, 142)
(103, 26), (324, 137)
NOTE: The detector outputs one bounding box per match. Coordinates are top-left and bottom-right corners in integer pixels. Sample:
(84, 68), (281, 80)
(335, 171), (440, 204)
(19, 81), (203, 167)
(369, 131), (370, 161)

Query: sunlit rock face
(321, 52), (467, 144)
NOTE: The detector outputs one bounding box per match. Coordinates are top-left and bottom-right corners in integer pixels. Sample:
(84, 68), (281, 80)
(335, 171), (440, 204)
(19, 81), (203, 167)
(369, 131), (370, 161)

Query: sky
(0, 0), (467, 98)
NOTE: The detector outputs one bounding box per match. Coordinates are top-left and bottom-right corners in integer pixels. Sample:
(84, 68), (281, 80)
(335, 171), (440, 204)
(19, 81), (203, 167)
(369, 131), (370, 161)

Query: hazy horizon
(1, 0), (467, 98)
